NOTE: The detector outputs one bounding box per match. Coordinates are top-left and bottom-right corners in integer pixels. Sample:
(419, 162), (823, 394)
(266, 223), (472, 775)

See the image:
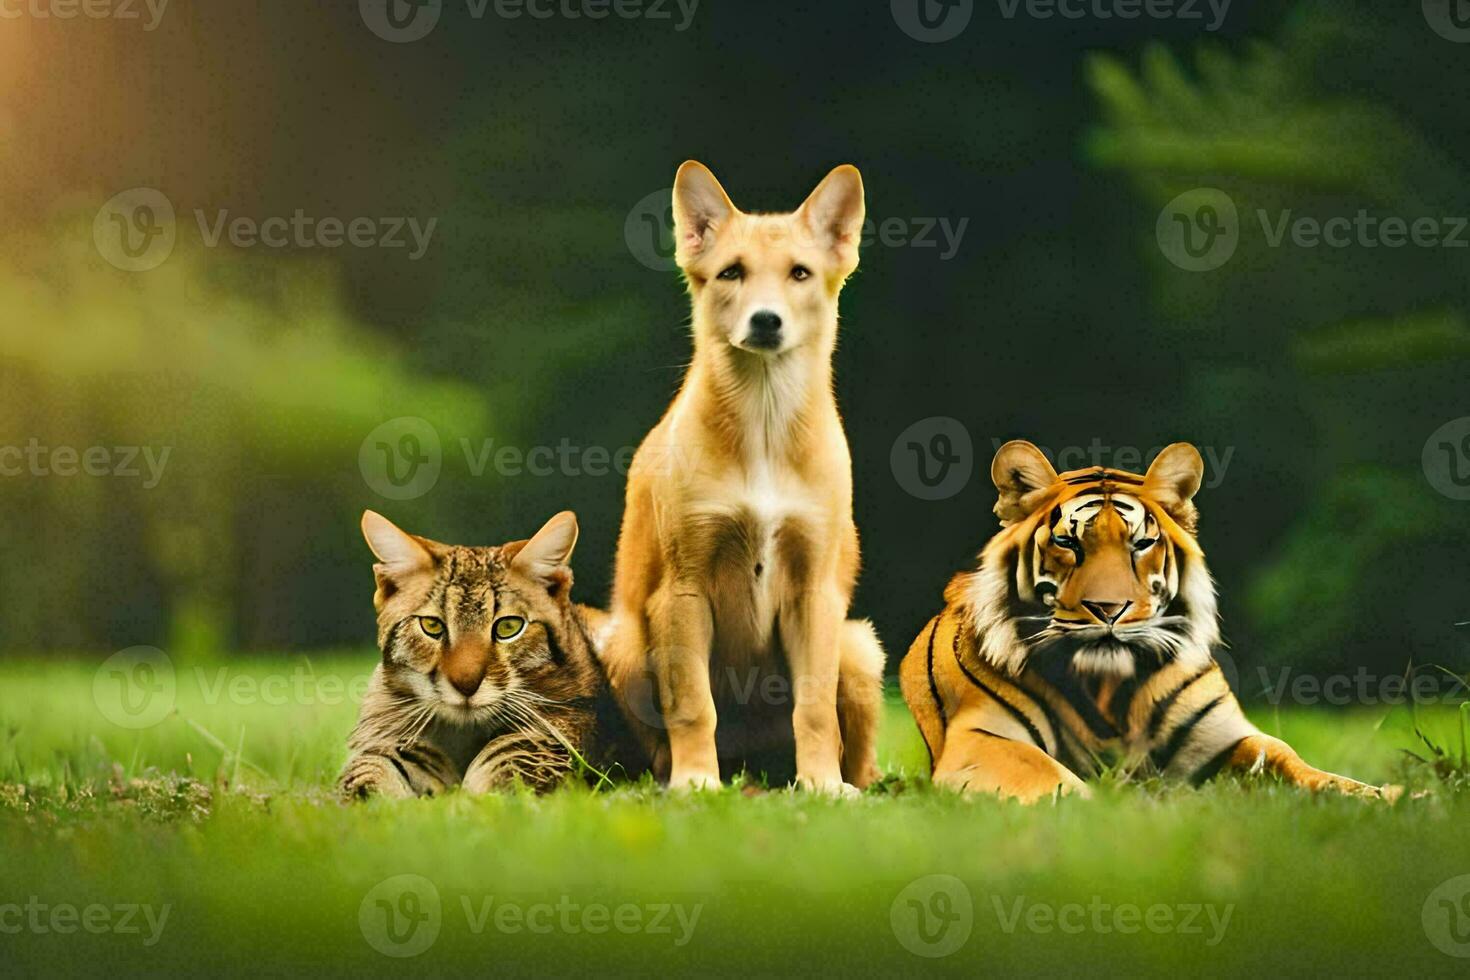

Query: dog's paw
(796, 777), (861, 799)
(667, 771), (722, 793)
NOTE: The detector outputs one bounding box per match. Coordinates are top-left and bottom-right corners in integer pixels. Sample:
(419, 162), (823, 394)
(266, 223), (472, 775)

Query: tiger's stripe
(899, 442), (1397, 803)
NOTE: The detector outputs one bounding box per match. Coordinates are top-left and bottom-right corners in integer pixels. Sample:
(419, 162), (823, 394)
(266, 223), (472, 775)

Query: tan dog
(601, 161), (885, 794)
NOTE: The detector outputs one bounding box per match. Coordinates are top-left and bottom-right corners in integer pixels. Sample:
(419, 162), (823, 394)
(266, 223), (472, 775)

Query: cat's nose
(443, 660), (485, 698)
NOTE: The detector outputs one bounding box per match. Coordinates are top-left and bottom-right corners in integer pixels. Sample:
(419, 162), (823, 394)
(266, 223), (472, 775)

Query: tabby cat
(339, 510), (623, 798)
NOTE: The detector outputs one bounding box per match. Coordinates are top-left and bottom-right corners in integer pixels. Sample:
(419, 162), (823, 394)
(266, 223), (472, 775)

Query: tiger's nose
(1082, 600), (1131, 625)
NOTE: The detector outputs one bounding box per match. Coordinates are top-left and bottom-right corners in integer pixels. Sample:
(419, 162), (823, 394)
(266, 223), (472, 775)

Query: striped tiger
(899, 439), (1398, 803)
(339, 510), (630, 799)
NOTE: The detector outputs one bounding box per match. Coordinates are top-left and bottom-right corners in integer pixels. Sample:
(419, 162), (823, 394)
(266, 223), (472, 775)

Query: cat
(339, 509), (630, 798)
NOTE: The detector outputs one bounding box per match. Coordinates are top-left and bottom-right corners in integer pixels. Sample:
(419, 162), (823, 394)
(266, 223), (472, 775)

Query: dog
(600, 161), (885, 794)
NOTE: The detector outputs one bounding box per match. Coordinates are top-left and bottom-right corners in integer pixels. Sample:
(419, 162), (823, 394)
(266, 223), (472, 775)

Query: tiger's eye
(418, 616), (445, 638)
(493, 616), (526, 641)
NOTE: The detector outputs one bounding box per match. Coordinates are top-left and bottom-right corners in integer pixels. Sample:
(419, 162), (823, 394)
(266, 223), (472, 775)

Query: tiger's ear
(991, 440), (1059, 525)
(673, 161), (737, 269)
(797, 164), (865, 276)
(361, 511), (436, 609)
(1144, 443), (1205, 528)
(512, 511), (579, 595)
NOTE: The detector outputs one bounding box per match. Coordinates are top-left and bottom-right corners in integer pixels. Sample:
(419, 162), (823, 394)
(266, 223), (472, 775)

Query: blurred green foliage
(0, 0), (1465, 685)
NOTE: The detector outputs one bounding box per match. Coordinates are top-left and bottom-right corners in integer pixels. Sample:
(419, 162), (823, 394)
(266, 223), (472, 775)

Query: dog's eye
(493, 616), (526, 641)
(790, 264), (811, 281)
(717, 263), (743, 281)
(418, 616), (445, 639)
(1133, 537), (1158, 552)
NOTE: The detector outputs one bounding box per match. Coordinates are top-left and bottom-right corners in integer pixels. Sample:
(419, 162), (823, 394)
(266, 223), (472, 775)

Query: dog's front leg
(781, 585), (849, 794)
(649, 583), (720, 790)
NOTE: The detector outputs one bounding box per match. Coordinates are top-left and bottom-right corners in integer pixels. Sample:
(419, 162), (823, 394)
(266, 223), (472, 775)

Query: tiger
(339, 509), (635, 799)
(899, 439), (1399, 803)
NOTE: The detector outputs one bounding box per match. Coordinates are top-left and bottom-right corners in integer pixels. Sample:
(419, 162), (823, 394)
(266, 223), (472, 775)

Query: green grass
(2, 653), (1469, 977)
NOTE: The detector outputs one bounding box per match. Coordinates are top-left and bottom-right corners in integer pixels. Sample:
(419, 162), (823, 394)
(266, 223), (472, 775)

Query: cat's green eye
(418, 616), (445, 639)
(493, 616), (526, 641)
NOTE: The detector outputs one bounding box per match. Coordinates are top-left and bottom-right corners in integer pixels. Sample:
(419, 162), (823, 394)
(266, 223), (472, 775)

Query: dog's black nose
(748, 310), (782, 347)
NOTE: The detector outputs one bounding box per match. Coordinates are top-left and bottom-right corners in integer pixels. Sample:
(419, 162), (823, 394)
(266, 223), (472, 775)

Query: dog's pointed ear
(361, 511), (436, 608)
(512, 511), (579, 595)
(991, 440), (1059, 525)
(798, 164), (865, 276)
(673, 161), (736, 268)
(1144, 443), (1204, 529)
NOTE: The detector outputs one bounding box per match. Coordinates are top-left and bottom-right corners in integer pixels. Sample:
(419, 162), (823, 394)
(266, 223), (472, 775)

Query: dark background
(2, 0), (1466, 687)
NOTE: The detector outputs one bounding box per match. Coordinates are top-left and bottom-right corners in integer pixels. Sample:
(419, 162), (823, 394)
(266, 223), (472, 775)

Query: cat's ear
(362, 510), (433, 568)
(673, 160), (736, 268)
(362, 511), (434, 606)
(512, 511), (579, 594)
